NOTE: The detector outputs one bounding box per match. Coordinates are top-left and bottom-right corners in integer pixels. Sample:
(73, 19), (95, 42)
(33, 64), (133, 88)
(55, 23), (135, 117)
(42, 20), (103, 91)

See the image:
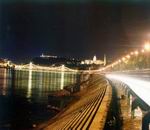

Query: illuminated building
(81, 55), (106, 66)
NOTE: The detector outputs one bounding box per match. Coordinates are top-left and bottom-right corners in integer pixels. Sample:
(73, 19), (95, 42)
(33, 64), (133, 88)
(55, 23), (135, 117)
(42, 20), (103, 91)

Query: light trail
(60, 65), (65, 90)
(106, 74), (150, 106)
(27, 62), (32, 98)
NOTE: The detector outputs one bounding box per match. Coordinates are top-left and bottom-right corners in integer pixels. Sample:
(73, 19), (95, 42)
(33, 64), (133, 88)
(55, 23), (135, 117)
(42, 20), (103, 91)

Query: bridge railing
(14, 62), (102, 74)
(14, 62), (78, 72)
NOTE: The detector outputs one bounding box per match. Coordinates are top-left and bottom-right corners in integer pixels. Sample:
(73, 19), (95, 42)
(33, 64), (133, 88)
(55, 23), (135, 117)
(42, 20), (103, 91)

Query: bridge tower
(104, 54), (106, 66)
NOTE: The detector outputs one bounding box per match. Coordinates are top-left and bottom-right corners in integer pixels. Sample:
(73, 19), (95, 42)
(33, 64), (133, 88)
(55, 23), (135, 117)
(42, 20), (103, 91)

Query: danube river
(0, 68), (86, 129)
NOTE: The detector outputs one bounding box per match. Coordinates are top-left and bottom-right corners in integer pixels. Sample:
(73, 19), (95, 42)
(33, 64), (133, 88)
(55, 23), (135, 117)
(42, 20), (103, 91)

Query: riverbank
(35, 75), (111, 130)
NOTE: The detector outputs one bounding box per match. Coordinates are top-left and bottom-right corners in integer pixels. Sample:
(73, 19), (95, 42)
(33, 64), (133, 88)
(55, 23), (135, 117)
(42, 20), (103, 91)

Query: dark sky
(1, 0), (150, 62)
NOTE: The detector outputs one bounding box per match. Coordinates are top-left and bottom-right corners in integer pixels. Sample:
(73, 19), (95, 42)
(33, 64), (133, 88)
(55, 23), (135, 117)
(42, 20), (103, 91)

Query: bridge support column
(142, 111), (150, 130)
(131, 96), (137, 118)
(128, 95), (142, 119)
(60, 65), (65, 90)
(27, 62), (32, 98)
(130, 95), (150, 130)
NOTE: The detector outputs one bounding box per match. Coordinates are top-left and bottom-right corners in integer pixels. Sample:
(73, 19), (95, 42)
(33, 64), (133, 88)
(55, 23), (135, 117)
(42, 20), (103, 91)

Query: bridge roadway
(106, 69), (150, 106)
(36, 76), (112, 130)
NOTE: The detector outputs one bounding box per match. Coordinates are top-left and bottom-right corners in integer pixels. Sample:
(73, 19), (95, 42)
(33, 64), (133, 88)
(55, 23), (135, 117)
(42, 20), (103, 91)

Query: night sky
(1, 0), (150, 62)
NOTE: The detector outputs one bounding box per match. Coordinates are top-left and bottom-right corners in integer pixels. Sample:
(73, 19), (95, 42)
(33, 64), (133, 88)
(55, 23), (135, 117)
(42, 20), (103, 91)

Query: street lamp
(141, 49), (145, 53)
(130, 52), (134, 55)
(144, 42), (150, 68)
(144, 42), (150, 51)
(134, 51), (139, 55)
(122, 57), (126, 61)
(126, 55), (130, 59)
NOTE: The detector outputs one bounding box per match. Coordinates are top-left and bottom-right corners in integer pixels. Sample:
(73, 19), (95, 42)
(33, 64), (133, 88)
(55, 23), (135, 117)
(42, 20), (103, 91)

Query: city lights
(14, 62), (77, 72)
(126, 55), (130, 59)
(134, 51), (139, 55)
(122, 57), (126, 61)
(144, 42), (150, 51)
(0, 42), (149, 75)
(130, 52), (134, 55)
(141, 49), (145, 53)
(100, 42), (150, 72)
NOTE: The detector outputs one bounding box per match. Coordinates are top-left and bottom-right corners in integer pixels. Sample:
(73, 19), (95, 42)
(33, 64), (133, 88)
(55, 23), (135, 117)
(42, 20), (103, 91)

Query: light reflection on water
(0, 67), (82, 129)
(11, 69), (78, 103)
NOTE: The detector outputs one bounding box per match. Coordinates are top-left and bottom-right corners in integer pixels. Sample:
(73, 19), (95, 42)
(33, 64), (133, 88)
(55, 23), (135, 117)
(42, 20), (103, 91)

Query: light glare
(144, 42), (150, 51)
(106, 74), (150, 106)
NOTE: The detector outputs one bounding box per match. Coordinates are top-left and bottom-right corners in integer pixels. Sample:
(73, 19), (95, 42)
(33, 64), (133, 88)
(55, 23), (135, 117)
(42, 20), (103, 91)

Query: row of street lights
(99, 42), (150, 72)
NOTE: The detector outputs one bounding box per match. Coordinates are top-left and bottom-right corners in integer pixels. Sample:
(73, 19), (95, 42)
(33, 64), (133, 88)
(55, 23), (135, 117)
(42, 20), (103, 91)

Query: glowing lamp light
(115, 61), (119, 64)
(126, 55), (130, 59)
(144, 42), (150, 51)
(130, 52), (134, 55)
(122, 57), (126, 61)
(134, 51), (139, 55)
(141, 49), (145, 53)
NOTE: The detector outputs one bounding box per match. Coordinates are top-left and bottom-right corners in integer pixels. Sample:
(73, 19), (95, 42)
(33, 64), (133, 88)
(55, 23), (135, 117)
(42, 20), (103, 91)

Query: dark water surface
(0, 68), (82, 130)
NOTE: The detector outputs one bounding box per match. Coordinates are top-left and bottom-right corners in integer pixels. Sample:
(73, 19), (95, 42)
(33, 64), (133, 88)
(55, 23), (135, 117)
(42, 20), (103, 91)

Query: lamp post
(144, 42), (150, 68)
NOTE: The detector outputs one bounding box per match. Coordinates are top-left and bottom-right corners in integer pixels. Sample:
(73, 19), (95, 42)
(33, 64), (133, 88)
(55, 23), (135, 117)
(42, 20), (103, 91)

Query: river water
(0, 68), (84, 130)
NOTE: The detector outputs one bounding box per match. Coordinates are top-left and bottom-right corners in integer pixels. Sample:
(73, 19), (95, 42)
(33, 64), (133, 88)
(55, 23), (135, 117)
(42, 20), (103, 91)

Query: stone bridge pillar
(131, 97), (141, 118)
(129, 93), (150, 130)
(142, 111), (150, 130)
